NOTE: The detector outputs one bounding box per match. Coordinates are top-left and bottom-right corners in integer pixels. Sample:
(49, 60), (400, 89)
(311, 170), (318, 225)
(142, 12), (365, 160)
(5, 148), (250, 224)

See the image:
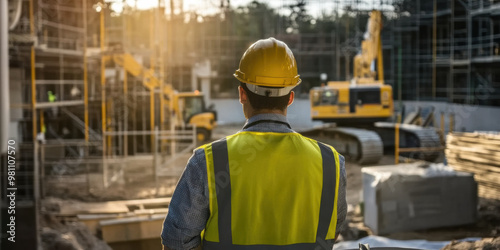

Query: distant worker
(161, 37), (347, 250)
(48, 90), (56, 102)
(47, 90), (58, 117)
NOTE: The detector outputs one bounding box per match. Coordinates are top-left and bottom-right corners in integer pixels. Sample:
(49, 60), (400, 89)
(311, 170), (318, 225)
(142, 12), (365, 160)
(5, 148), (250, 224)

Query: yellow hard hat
(234, 37), (301, 97)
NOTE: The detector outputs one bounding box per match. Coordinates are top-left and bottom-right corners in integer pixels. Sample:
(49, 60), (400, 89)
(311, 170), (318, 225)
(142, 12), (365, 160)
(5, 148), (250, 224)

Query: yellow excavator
(173, 91), (217, 141)
(311, 10), (392, 124)
(306, 11), (440, 164)
(105, 52), (217, 142)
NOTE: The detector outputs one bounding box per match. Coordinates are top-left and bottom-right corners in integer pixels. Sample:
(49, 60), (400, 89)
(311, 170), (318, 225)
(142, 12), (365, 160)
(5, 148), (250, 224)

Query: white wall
(211, 98), (321, 129)
(403, 101), (500, 133)
(211, 98), (500, 133)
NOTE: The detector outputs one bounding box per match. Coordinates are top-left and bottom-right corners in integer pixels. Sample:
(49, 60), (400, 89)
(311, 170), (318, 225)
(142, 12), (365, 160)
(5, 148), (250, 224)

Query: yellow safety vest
(200, 131), (340, 249)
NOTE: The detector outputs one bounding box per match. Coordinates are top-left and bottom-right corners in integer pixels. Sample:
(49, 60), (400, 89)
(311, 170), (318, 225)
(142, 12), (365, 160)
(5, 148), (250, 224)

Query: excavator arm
(108, 53), (175, 103)
(103, 52), (215, 138)
(111, 53), (160, 90)
(353, 10), (384, 83)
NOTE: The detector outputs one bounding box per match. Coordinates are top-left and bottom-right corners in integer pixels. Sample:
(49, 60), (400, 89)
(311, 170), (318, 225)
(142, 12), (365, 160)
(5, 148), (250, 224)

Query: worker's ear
(287, 91), (295, 106)
(238, 85), (248, 105)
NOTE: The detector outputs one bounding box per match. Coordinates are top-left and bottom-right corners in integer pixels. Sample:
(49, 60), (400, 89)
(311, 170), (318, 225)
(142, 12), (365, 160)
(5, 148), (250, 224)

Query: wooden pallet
(446, 132), (500, 200)
(51, 197), (171, 241)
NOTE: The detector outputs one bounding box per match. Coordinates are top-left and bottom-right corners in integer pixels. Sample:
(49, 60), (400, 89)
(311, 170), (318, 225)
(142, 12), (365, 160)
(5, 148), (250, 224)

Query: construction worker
(161, 37), (346, 250)
(47, 90), (58, 117)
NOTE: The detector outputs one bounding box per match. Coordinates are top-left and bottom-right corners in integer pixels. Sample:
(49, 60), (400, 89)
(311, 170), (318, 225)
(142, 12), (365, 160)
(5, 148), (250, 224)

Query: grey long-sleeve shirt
(161, 113), (347, 249)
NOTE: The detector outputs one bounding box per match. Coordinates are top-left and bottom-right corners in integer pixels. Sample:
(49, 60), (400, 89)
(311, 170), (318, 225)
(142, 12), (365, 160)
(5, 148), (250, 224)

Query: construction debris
(41, 214), (111, 250)
(333, 235), (483, 250)
(441, 237), (500, 250)
(43, 197), (170, 248)
(446, 132), (500, 200)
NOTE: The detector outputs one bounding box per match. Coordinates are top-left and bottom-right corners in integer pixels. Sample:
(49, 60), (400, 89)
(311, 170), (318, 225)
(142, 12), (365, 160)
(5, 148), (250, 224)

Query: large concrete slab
(362, 163), (478, 235)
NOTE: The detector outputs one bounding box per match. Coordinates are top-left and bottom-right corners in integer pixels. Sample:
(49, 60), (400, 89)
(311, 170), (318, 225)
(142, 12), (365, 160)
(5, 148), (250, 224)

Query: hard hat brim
(234, 70), (301, 88)
(243, 83), (295, 97)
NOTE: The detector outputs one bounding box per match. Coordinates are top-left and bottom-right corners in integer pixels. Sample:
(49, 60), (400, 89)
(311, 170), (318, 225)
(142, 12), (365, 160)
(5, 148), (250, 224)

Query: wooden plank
(447, 134), (498, 144)
(449, 165), (500, 179)
(451, 150), (500, 163)
(58, 197), (171, 216)
(447, 135), (500, 147)
(121, 197), (171, 206)
(77, 214), (125, 235)
(447, 144), (500, 156)
(446, 158), (500, 173)
(452, 132), (500, 140)
(133, 208), (169, 215)
(478, 187), (500, 200)
(447, 139), (500, 152)
(59, 202), (130, 216)
(447, 138), (500, 152)
(447, 160), (500, 175)
(100, 214), (165, 243)
(476, 181), (500, 188)
(78, 209), (169, 235)
(446, 151), (500, 167)
(472, 175), (500, 187)
(447, 160), (500, 173)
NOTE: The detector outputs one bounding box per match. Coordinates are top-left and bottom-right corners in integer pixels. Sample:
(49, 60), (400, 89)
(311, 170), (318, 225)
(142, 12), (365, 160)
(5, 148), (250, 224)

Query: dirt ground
(42, 125), (500, 249)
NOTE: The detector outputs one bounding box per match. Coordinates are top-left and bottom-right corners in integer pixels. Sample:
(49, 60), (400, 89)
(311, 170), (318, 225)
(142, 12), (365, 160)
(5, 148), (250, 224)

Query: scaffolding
(3, 0), (94, 248)
(383, 0), (500, 107)
(4, 3), (198, 247)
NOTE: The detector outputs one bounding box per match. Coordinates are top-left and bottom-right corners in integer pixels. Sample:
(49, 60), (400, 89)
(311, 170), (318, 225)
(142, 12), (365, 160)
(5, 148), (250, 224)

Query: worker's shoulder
(195, 132), (338, 151)
(191, 135), (238, 164)
(193, 135), (232, 153)
(299, 134), (338, 150)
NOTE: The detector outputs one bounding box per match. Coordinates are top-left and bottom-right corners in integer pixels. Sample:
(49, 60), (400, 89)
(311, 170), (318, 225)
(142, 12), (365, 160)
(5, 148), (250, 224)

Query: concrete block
(362, 163), (478, 235)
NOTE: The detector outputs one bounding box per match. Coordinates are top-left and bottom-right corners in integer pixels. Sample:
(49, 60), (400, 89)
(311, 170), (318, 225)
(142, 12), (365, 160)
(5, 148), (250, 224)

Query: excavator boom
(103, 52), (216, 141)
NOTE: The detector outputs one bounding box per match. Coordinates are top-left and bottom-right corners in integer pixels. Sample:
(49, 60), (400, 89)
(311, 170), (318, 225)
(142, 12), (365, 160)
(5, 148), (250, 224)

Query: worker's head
(234, 37), (301, 118)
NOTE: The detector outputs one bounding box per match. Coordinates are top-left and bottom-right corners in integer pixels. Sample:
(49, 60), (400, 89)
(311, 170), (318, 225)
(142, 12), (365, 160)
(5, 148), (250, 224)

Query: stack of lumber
(446, 132), (500, 200)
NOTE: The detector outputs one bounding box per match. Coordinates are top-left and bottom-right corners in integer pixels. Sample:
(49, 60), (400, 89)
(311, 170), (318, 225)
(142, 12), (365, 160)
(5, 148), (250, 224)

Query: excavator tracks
(300, 123), (442, 164)
(374, 122), (442, 162)
(300, 127), (384, 165)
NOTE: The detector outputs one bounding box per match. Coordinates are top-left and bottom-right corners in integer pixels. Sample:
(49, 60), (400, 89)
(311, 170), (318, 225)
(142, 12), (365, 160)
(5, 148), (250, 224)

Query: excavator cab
(176, 93), (217, 142)
(311, 82), (393, 125)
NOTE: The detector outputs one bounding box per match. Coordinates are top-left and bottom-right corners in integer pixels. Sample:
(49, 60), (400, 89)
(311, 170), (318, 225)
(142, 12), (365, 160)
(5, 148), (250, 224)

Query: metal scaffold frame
(383, 0), (500, 106)
(5, 0), (202, 208)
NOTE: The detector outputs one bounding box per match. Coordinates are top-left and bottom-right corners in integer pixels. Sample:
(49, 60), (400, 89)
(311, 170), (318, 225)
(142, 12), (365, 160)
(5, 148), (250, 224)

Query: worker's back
(201, 131), (341, 249)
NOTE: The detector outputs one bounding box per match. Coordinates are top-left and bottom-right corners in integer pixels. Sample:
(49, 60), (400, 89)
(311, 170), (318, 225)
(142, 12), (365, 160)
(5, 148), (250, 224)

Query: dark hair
(240, 83), (291, 111)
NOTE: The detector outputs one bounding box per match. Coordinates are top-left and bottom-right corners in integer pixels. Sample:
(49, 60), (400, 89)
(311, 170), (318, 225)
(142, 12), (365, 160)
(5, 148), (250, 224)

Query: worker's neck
(246, 108), (287, 119)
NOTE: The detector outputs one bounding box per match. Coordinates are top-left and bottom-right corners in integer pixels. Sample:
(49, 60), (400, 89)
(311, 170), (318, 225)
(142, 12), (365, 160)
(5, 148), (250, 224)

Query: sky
(109, 0), (395, 18)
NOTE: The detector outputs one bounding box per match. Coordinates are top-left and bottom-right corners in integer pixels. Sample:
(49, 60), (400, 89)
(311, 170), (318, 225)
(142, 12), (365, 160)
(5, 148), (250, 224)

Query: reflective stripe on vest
(201, 132), (340, 249)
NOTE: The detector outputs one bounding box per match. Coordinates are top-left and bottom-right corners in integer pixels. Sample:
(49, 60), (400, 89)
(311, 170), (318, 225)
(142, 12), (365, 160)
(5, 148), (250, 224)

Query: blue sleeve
(336, 154), (347, 238)
(161, 148), (209, 249)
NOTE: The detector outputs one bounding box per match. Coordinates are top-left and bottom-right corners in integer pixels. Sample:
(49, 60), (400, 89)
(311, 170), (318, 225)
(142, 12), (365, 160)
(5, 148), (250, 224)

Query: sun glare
(124, 0), (159, 10)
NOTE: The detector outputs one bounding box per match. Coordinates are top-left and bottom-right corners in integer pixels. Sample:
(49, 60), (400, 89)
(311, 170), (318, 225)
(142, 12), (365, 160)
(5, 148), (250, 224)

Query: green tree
(287, 0), (314, 33)
(233, 1), (285, 39)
